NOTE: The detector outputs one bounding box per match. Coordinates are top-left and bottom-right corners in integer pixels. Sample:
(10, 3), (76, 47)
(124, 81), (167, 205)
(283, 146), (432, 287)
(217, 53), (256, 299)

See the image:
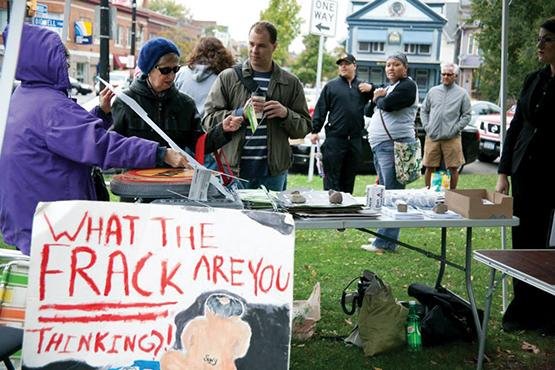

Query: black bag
(91, 167), (110, 201)
(408, 283), (483, 346)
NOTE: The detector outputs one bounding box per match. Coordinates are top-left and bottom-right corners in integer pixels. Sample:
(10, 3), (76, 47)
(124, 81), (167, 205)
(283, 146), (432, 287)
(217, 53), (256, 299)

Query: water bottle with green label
(406, 300), (422, 351)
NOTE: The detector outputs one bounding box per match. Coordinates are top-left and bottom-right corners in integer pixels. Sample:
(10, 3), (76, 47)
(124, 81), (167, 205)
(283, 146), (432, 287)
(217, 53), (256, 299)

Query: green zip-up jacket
(202, 60), (311, 176)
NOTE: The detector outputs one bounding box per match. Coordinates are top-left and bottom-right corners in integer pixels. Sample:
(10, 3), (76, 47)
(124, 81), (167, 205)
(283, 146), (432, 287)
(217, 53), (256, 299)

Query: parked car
(94, 70), (132, 95)
(475, 105), (516, 162)
(69, 77), (93, 95)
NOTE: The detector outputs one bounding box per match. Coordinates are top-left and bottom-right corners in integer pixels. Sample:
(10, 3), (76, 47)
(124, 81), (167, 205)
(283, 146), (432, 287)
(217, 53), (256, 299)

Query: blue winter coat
(0, 24), (159, 255)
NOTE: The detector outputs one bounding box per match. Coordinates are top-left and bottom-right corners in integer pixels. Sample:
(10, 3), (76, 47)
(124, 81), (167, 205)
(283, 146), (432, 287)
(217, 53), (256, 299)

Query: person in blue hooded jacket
(0, 24), (195, 255)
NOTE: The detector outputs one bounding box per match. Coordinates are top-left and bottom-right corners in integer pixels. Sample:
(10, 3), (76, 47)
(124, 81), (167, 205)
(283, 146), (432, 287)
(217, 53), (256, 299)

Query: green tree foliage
(259, 0), (303, 66)
(471, 0), (555, 105)
(147, 0), (190, 21)
(291, 34), (338, 86)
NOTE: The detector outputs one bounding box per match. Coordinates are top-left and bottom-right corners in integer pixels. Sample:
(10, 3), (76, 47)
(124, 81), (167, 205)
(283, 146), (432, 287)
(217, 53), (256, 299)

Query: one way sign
(309, 0), (338, 37)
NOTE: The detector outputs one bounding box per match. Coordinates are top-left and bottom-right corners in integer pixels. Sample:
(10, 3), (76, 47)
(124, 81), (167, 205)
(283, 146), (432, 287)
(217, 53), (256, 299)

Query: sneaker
(361, 244), (385, 254)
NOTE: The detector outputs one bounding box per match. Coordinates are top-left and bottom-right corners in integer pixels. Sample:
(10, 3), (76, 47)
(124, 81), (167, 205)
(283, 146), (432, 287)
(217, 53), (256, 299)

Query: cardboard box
(445, 189), (513, 219)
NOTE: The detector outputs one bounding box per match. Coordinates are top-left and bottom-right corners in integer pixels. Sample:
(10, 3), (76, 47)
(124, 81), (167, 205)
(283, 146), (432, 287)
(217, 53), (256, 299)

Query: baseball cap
(336, 53), (356, 65)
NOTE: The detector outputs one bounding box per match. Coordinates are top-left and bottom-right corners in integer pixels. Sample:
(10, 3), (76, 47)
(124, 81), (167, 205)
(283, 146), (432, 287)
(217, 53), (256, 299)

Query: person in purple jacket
(0, 24), (198, 256)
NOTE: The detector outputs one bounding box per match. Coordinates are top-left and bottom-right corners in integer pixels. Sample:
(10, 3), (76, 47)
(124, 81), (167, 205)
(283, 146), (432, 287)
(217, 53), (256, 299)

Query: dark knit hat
(138, 37), (180, 74)
(541, 18), (555, 34)
(387, 52), (408, 67)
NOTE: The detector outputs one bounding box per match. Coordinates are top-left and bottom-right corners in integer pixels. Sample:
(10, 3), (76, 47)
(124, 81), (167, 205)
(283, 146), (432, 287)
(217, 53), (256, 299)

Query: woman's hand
(495, 174), (510, 194)
(98, 87), (115, 114)
(372, 87), (387, 102)
(164, 149), (192, 168)
(222, 115), (244, 132)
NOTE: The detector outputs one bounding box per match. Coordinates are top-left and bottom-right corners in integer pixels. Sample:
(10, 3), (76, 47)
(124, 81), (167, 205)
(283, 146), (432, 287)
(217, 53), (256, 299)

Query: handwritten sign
(23, 201), (295, 369)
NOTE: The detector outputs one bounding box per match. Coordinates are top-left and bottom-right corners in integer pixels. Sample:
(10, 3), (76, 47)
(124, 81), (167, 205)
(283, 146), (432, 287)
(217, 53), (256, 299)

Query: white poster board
(22, 201), (295, 370)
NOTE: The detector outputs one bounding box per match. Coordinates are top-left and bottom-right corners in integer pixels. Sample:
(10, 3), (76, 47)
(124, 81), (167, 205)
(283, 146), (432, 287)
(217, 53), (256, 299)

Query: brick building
(0, 0), (181, 86)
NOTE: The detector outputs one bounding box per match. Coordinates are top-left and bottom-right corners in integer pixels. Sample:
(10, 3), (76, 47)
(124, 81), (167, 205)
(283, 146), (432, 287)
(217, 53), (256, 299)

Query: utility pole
(130, 0), (137, 68)
(99, 0), (110, 88)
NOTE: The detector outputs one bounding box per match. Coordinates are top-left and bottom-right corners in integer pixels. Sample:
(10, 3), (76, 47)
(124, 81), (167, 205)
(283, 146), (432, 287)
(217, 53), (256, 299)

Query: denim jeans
(235, 171), (288, 191)
(371, 138), (413, 250)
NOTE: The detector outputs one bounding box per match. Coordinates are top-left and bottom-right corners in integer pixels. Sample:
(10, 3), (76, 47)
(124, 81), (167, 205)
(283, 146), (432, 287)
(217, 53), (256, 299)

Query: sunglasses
(155, 65), (181, 75)
(441, 73), (454, 76)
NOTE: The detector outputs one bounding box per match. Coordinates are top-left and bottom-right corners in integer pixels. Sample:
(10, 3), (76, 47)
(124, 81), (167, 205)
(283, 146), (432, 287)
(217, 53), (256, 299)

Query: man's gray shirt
(420, 83), (471, 140)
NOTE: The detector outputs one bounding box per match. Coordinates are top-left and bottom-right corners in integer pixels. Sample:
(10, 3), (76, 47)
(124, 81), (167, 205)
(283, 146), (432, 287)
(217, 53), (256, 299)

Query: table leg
(477, 268), (498, 370)
(501, 226), (508, 312)
(435, 227), (447, 289)
(465, 227), (483, 337)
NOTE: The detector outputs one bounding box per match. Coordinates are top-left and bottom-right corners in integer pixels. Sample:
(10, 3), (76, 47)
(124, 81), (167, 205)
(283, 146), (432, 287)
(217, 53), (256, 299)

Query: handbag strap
(195, 133), (233, 186)
(214, 149), (233, 186)
(195, 133), (207, 165)
(378, 109), (419, 141)
(378, 109), (394, 142)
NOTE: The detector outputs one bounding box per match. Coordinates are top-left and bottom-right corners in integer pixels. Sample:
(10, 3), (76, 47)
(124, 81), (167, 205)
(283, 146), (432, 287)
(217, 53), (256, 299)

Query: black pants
(321, 136), (362, 194)
(504, 159), (555, 329)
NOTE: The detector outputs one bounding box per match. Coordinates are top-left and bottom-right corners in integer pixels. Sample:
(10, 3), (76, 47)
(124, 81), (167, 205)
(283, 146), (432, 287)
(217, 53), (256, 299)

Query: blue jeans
(371, 139), (412, 251)
(235, 171), (288, 191)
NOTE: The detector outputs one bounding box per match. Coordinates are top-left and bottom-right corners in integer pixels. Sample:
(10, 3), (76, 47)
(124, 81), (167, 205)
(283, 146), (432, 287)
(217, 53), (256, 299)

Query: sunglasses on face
(441, 73), (454, 76)
(155, 65), (181, 75)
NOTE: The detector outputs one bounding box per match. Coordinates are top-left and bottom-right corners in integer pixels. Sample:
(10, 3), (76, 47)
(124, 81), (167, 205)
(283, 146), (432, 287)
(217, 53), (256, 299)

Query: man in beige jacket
(203, 21), (311, 191)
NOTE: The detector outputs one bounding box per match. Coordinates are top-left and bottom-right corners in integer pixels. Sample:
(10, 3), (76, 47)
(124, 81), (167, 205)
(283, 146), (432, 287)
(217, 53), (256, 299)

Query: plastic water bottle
(406, 300), (422, 351)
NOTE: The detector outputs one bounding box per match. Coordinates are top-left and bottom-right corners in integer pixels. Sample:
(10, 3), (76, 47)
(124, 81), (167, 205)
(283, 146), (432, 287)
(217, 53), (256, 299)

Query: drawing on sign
(160, 290), (289, 370)
(22, 201), (295, 370)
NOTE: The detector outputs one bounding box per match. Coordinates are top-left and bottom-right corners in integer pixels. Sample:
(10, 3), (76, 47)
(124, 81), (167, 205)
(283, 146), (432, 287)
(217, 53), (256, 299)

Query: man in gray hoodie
(420, 63), (471, 189)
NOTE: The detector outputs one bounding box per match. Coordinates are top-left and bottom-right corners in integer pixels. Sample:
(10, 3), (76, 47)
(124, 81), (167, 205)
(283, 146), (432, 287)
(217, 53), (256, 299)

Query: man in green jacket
(203, 21), (311, 191)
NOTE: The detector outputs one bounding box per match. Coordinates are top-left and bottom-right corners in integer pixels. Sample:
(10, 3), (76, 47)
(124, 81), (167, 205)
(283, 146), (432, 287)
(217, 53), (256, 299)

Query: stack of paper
(382, 206), (424, 220)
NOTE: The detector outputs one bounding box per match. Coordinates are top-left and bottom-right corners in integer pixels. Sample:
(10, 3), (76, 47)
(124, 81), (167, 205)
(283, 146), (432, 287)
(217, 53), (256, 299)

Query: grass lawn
(1, 173), (553, 369)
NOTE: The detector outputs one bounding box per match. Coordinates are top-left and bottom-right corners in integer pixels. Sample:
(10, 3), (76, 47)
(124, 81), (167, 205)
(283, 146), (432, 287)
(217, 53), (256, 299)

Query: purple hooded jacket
(0, 24), (159, 255)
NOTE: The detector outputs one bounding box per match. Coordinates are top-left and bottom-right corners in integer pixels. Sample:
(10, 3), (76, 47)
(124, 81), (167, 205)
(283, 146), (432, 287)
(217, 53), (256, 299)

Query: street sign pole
(0, 0), (26, 156)
(62, 0), (71, 43)
(99, 0), (110, 89)
(308, 0), (338, 181)
(308, 35), (325, 182)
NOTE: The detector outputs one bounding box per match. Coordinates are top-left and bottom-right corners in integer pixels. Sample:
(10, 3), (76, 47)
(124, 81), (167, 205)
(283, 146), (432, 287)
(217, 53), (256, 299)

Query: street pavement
(461, 159), (498, 175)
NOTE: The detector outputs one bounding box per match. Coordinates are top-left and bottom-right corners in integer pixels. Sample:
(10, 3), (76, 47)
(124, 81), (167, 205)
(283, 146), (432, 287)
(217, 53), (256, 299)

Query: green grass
(2, 173), (553, 369)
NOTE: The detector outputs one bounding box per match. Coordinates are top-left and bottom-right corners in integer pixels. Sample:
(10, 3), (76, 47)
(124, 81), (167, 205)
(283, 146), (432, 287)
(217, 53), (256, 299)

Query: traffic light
(26, 0), (37, 18)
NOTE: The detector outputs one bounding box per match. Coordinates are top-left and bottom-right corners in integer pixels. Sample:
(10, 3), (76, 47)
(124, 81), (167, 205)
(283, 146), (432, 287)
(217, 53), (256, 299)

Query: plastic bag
(292, 283), (321, 340)
(431, 169), (451, 192)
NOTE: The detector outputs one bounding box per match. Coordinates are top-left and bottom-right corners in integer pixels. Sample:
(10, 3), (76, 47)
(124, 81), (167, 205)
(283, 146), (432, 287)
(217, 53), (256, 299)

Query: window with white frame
(467, 34), (478, 55)
(415, 69), (429, 90)
(370, 68), (384, 85)
(358, 41), (385, 53)
(404, 43), (431, 55)
(116, 26), (125, 46)
(357, 66), (369, 80)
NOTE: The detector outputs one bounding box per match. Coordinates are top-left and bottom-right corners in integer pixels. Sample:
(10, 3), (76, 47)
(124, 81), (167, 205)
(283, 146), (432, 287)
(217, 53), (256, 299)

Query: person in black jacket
(112, 37), (242, 161)
(496, 18), (555, 334)
(310, 54), (373, 193)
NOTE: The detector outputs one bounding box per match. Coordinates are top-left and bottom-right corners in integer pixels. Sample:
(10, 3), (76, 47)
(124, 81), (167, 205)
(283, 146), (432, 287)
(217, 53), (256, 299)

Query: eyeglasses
(441, 73), (454, 77)
(537, 36), (555, 45)
(155, 65), (181, 75)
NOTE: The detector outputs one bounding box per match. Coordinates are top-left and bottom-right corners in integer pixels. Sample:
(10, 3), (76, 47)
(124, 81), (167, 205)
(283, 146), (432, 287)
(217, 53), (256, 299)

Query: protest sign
(22, 201), (295, 370)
